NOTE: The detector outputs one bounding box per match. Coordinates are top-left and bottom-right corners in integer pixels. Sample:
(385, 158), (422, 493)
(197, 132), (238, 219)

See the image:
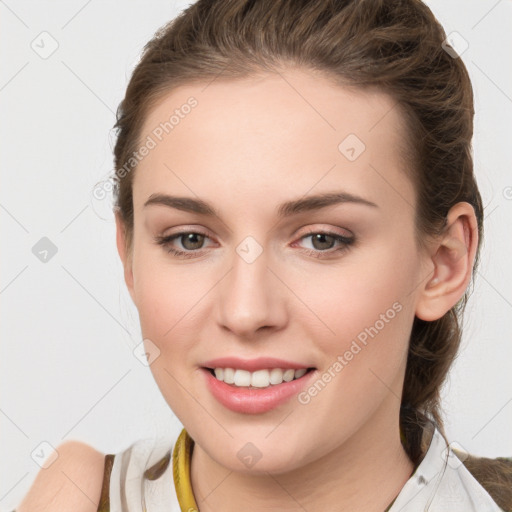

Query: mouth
(203, 367), (316, 389)
(201, 364), (317, 414)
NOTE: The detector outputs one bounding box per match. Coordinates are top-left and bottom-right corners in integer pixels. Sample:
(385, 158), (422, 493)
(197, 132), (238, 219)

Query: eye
(294, 229), (355, 258)
(154, 228), (355, 259)
(154, 230), (213, 258)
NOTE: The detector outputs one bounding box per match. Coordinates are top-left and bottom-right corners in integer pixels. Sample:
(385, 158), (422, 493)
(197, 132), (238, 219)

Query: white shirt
(107, 427), (504, 511)
(388, 427), (504, 511)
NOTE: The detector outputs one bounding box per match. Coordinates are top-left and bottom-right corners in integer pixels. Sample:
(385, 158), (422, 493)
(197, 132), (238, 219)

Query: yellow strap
(172, 428), (199, 512)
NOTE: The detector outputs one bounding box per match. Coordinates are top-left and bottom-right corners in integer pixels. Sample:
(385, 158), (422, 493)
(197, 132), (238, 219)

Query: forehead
(133, 68), (414, 215)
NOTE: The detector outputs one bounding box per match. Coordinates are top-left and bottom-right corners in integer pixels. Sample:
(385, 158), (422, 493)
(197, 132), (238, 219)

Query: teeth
(211, 367), (310, 388)
(294, 368), (307, 378)
(251, 369), (270, 388)
(269, 368), (284, 385)
(234, 369), (252, 387)
(223, 367), (235, 384)
(283, 369), (295, 382)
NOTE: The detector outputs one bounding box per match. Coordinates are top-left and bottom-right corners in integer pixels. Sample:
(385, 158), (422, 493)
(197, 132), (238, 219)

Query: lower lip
(202, 368), (315, 414)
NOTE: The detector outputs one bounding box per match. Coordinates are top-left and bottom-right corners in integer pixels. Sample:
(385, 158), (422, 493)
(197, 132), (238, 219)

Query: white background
(1, 0), (511, 509)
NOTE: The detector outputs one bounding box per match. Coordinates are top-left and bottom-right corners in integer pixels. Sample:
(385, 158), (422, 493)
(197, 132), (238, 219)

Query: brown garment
(96, 454), (115, 512)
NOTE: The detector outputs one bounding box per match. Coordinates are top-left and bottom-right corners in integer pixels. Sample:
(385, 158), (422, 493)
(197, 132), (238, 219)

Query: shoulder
(16, 440), (106, 512)
(106, 434), (180, 510)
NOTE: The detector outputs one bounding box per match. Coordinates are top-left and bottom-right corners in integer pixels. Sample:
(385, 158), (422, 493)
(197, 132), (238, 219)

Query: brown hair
(111, 0), (512, 507)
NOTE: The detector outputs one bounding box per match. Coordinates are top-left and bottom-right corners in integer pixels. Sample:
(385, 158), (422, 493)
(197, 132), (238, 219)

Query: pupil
(312, 233), (334, 250)
(183, 233), (203, 250)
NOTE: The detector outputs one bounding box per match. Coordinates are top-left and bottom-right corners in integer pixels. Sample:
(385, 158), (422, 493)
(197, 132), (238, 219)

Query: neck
(189, 397), (415, 512)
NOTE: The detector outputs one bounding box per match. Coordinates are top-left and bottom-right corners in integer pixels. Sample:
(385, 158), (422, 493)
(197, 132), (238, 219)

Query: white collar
(388, 427), (503, 511)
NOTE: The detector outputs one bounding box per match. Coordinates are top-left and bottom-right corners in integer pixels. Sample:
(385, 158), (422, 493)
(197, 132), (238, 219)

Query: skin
(116, 67), (478, 511)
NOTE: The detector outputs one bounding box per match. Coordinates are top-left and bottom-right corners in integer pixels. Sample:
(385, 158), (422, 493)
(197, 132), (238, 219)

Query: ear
(115, 212), (136, 303)
(415, 202), (479, 322)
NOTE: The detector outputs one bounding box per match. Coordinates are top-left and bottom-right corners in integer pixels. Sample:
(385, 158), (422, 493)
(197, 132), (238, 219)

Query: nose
(216, 242), (287, 339)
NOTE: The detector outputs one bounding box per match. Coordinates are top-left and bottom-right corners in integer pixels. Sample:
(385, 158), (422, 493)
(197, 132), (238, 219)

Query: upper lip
(202, 357), (313, 372)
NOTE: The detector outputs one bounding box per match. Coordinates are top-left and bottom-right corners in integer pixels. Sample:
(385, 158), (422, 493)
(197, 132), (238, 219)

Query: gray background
(1, 0), (511, 509)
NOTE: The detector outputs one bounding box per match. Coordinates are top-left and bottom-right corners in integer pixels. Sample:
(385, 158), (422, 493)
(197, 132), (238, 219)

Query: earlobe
(115, 212), (136, 303)
(415, 202), (478, 322)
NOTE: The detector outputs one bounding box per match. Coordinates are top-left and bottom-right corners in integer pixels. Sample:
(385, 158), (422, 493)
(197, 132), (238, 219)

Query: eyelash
(154, 229), (355, 259)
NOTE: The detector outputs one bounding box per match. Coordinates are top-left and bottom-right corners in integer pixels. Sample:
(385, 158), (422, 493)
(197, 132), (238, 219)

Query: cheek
(133, 271), (172, 342)
(132, 255), (204, 412)
(132, 243), (209, 340)
(307, 240), (418, 363)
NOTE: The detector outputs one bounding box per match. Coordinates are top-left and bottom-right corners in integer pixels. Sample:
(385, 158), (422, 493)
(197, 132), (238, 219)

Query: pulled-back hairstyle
(111, 0), (512, 507)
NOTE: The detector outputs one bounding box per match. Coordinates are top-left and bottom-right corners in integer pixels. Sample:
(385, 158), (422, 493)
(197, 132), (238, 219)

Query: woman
(16, 0), (512, 510)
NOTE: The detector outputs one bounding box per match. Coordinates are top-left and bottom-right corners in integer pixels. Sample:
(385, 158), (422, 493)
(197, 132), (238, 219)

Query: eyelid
(292, 228), (354, 250)
(159, 224), (213, 237)
(158, 224), (352, 244)
(155, 228), (216, 248)
(296, 225), (353, 238)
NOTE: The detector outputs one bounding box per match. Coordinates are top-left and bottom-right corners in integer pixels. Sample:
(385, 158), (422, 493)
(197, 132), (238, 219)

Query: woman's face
(120, 68), (431, 473)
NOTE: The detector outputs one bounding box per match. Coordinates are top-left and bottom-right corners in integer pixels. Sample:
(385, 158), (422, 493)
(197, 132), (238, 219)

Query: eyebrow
(144, 191), (378, 218)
